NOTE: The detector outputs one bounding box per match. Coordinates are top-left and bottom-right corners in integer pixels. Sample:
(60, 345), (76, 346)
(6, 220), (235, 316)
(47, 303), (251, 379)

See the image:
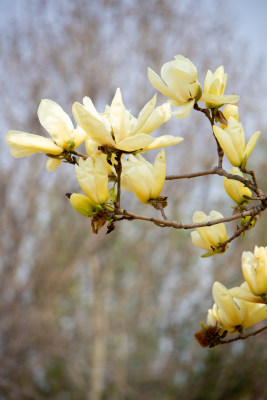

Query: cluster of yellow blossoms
(6, 55), (259, 218)
(196, 246), (267, 347)
(6, 55), (266, 344)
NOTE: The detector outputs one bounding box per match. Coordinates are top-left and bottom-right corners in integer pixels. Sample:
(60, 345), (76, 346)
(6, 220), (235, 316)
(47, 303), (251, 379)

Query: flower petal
(143, 135), (183, 151)
(213, 125), (242, 166)
(38, 99), (74, 147)
(229, 282), (264, 304)
(244, 131), (261, 161)
(72, 102), (115, 147)
(116, 134), (154, 152)
(200, 93), (240, 106)
(140, 103), (171, 134)
(151, 149), (166, 199)
(6, 131), (63, 157)
(130, 94), (157, 135)
(46, 158), (62, 171)
(191, 231), (211, 251)
(147, 67), (175, 99)
(172, 100), (195, 119)
(73, 126), (87, 148)
(110, 88), (130, 143)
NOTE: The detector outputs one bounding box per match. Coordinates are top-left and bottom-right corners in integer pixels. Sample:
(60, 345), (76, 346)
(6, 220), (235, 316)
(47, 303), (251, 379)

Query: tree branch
(116, 203), (265, 230)
(212, 325), (267, 347)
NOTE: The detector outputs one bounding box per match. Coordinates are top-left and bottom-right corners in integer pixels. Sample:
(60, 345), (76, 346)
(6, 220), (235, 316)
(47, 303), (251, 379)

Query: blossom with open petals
(148, 55), (202, 119)
(190, 211), (227, 256)
(223, 167), (251, 204)
(212, 282), (267, 333)
(72, 89), (182, 153)
(200, 66), (239, 108)
(6, 99), (86, 171)
(121, 150), (166, 203)
(213, 117), (261, 168)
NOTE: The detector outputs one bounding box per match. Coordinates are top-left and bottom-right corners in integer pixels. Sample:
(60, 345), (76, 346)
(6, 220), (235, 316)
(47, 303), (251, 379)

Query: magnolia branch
(211, 325), (267, 347)
(116, 202), (265, 230)
(166, 166), (262, 195)
(217, 215), (255, 252)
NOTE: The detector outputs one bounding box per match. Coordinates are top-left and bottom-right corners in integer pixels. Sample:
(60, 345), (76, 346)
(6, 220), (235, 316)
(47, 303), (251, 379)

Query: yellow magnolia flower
(213, 116), (261, 168)
(242, 246), (267, 297)
(223, 167), (251, 204)
(212, 281), (267, 333)
(72, 89), (182, 153)
(190, 211), (227, 255)
(121, 150), (166, 203)
(74, 156), (109, 206)
(201, 66), (239, 108)
(6, 99), (87, 171)
(147, 55), (202, 119)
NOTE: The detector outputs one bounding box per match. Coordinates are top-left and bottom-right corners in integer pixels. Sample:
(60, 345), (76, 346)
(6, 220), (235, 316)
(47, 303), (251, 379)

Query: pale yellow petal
(151, 149), (166, 199)
(143, 135), (183, 151)
(212, 282), (244, 327)
(204, 70), (213, 93)
(94, 156), (109, 204)
(38, 99), (74, 147)
(72, 102), (115, 147)
(75, 158), (99, 204)
(130, 94), (157, 135)
(244, 131), (261, 161)
(172, 99), (195, 119)
(147, 67), (175, 99)
(46, 158), (62, 171)
(200, 93), (240, 106)
(73, 126), (87, 148)
(140, 103), (171, 134)
(69, 193), (96, 217)
(243, 303), (267, 328)
(229, 282), (264, 304)
(116, 134), (154, 152)
(110, 88), (130, 143)
(191, 231), (211, 251)
(6, 131), (63, 157)
(213, 125), (242, 166)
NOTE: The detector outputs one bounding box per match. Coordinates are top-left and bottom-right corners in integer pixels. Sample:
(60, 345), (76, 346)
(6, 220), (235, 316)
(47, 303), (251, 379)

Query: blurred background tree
(0, 0), (267, 399)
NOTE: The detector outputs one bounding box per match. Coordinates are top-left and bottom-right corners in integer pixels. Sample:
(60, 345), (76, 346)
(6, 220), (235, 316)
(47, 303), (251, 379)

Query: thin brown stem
(70, 149), (88, 158)
(116, 203), (265, 230)
(217, 215), (255, 252)
(213, 325), (267, 346)
(114, 151), (123, 211)
(166, 166), (260, 194)
(194, 103), (213, 125)
(242, 167), (261, 195)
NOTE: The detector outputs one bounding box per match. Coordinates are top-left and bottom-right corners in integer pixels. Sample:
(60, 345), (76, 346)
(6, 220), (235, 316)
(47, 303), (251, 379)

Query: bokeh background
(1, 0), (267, 399)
